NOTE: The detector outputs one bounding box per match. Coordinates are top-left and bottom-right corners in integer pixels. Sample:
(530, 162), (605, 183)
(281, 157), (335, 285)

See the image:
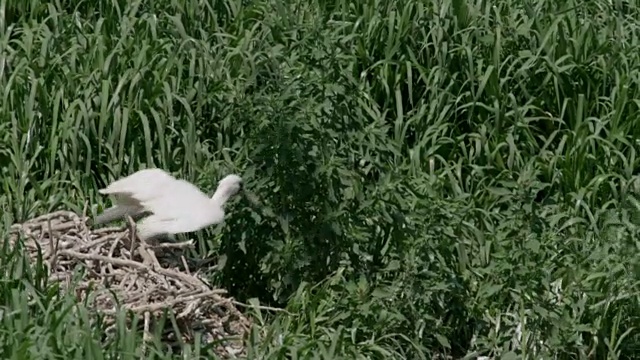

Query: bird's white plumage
(95, 169), (243, 240)
(99, 168), (174, 195)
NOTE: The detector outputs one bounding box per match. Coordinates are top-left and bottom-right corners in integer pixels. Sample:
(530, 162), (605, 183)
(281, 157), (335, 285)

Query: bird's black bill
(242, 188), (261, 207)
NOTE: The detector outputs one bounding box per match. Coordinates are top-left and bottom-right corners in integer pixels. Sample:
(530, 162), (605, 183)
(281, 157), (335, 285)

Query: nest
(8, 210), (251, 358)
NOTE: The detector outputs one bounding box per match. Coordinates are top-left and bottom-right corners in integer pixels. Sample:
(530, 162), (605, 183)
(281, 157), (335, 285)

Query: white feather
(95, 169), (243, 240)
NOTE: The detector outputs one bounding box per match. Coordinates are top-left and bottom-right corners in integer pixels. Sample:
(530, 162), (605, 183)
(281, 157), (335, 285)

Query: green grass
(1, 0), (640, 358)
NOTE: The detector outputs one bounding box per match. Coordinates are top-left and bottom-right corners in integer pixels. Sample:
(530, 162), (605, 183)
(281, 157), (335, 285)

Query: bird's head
(218, 174), (243, 197)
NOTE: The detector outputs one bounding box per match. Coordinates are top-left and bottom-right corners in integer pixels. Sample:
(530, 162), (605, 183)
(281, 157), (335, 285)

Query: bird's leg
(242, 189), (262, 208)
(140, 239), (170, 289)
(126, 215), (138, 257)
(131, 216), (162, 270)
(139, 238), (162, 270)
(181, 255), (191, 275)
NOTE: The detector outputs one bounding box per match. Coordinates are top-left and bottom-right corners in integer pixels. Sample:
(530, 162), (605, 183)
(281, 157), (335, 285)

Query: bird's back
(100, 168), (175, 200)
(141, 179), (224, 233)
(94, 168), (178, 225)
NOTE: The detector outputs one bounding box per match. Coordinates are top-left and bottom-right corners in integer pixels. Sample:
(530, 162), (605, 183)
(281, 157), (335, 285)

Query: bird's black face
(227, 180), (243, 197)
(241, 186), (261, 207)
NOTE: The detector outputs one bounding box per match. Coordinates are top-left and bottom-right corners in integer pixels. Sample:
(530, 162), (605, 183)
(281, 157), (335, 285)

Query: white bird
(94, 168), (243, 241)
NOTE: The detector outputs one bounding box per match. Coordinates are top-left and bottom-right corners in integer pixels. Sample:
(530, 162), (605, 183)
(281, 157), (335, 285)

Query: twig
(151, 240), (195, 249)
(59, 249), (152, 271)
(231, 300), (291, 315)
(181, 255), (191, 276)
(107, 232), (120, 274)
(103, 289), (226, 314)
(142, 311), (151, 356)
(48, 217), (60, 271)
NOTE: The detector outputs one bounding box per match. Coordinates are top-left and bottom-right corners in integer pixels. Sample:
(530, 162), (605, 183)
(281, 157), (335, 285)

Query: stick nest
(9, 210), (250, 358)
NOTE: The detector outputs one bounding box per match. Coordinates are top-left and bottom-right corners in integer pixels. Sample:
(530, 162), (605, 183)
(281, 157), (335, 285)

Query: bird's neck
(211, 188), (231, 206)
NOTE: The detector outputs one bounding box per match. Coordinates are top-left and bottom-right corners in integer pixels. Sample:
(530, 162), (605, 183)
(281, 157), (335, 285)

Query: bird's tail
(92, 206), (133, 225)
(92, 206), (152, 227)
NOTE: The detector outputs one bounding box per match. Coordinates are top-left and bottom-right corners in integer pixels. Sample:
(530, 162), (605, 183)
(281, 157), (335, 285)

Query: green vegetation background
(1, 0), (639, 358)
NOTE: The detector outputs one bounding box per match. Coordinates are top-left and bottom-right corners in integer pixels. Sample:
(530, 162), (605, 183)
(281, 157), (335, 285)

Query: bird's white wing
(138, 179), (225, 234)
(94, 168), (179, 225)
(99, 168), (176, 200)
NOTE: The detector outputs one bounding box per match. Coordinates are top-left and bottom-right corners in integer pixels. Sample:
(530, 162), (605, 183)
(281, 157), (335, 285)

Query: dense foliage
(1, 0), (640, 358)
